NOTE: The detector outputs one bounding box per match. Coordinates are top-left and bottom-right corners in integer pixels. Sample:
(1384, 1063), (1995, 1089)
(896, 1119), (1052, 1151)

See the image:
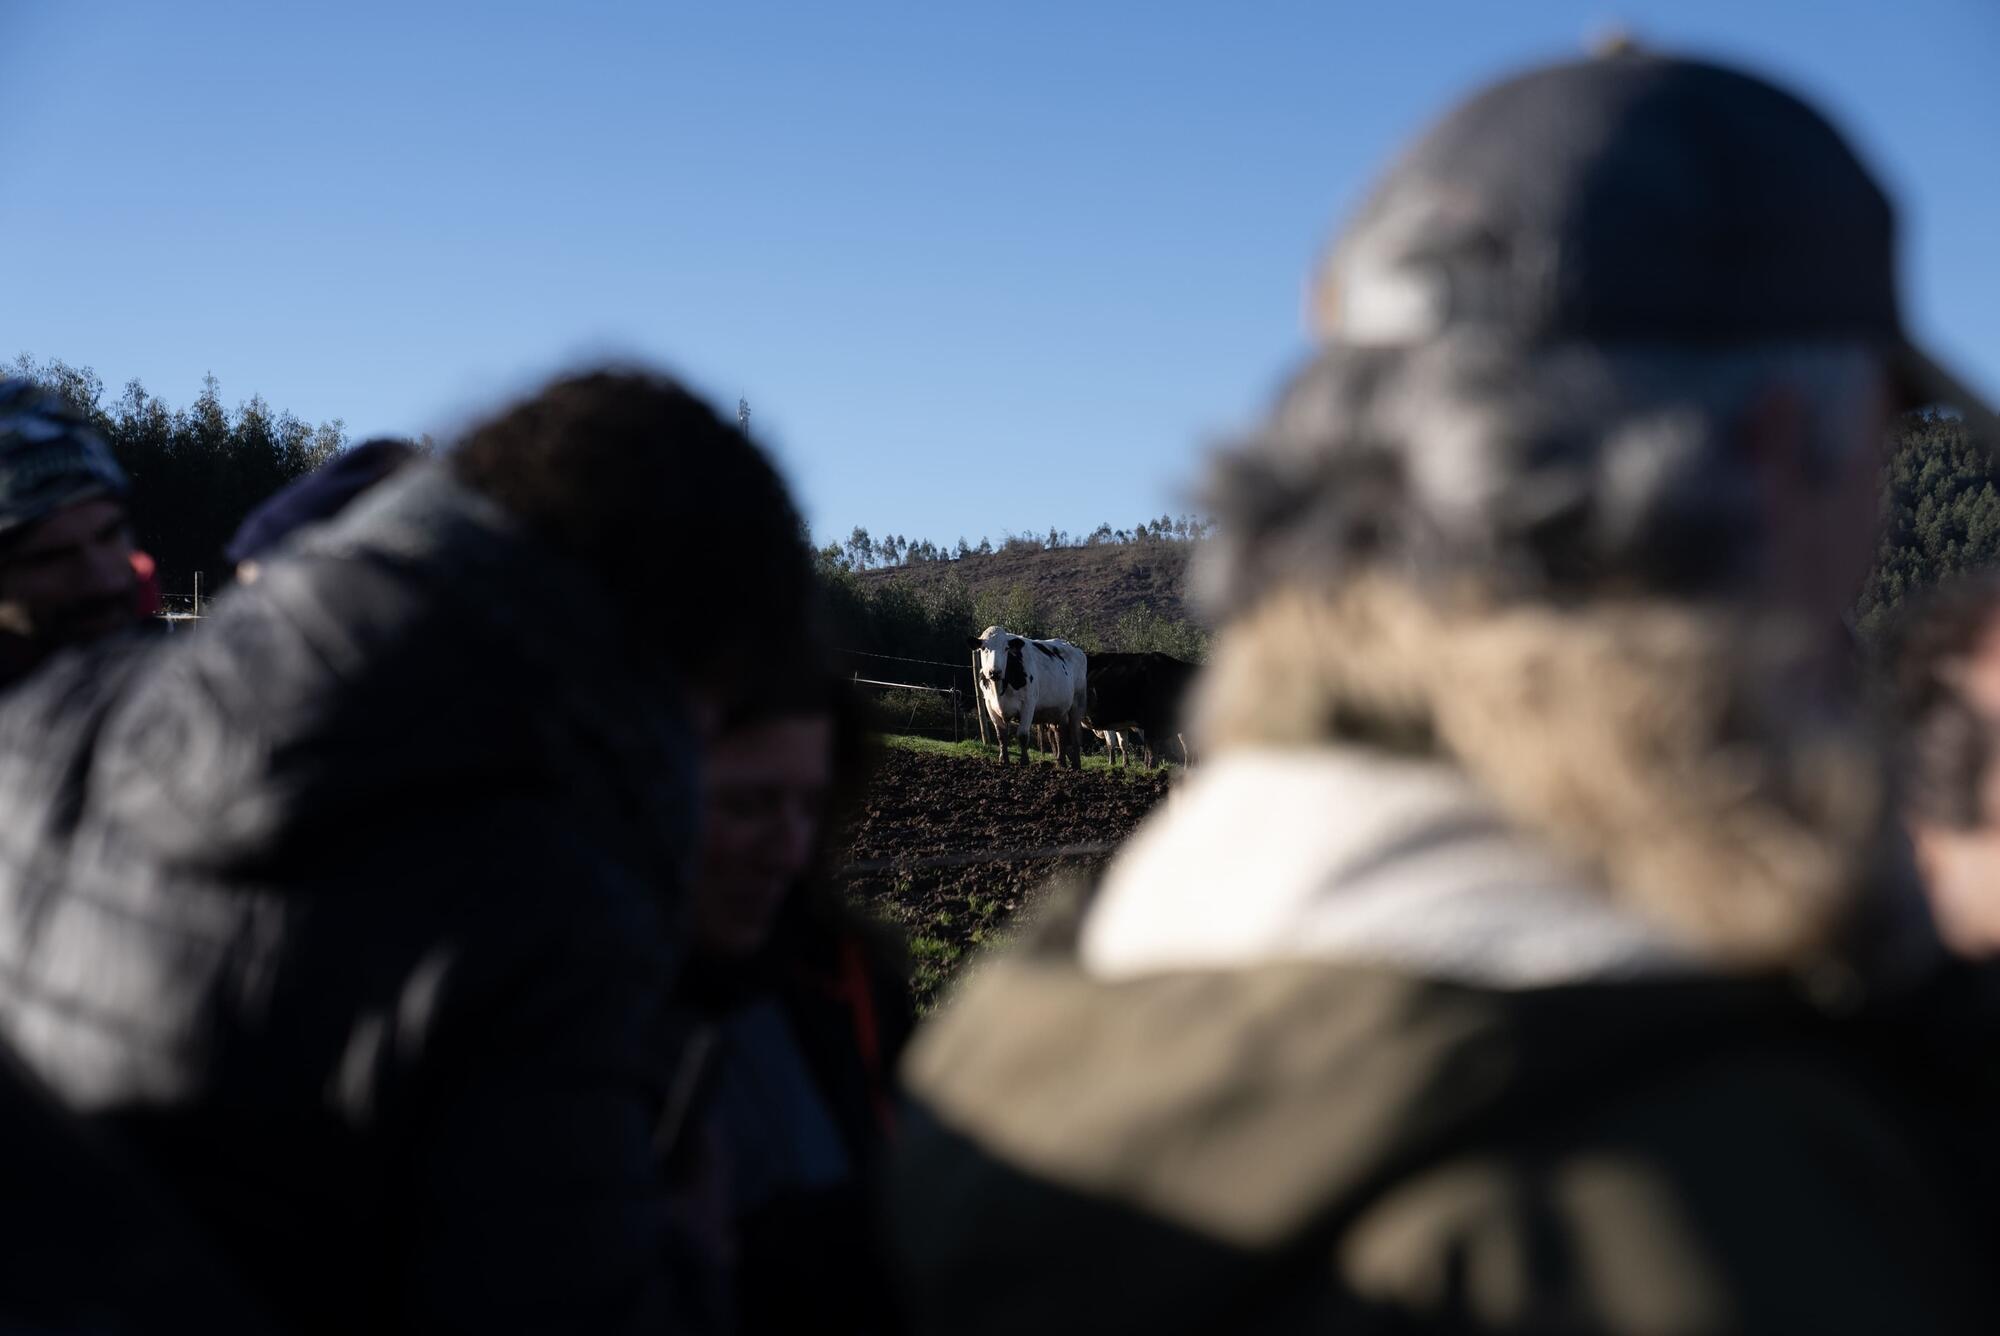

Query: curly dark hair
(1883, 573), (2000, 829)
(451, 368), (817, 700)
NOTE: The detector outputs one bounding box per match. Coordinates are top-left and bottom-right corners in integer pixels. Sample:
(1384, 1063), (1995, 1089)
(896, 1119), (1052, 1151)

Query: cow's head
(969, 626), (1031, 694)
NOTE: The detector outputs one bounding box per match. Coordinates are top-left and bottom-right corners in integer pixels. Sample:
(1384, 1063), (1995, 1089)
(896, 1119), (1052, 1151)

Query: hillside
(852, 539), (1199, 644)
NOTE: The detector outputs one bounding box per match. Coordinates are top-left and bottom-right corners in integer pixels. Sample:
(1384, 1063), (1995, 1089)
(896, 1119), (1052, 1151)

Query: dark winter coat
(0, 467), (706, 1334)
(672, 913), (913, 1336)
(0, 1036), (282, 1333)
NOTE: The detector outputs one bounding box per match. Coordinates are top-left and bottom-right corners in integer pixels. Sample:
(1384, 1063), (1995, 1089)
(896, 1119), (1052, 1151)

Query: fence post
(970, 652), (991, 746)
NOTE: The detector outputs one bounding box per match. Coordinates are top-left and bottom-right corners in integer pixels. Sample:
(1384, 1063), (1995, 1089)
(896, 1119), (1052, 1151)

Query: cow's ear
(965, 636), (982, 650)
(1009, 637), (1024, 650)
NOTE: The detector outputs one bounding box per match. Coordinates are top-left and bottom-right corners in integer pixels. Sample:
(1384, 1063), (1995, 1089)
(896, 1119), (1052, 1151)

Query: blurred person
(889, 51), (2000, 1335)
(664, 677), (912, 1336)
(0, 369), (816, 1334)
(0, 379), (156, 687)
(1886, 574), (2000, 958)
(225, 435), (421, 584)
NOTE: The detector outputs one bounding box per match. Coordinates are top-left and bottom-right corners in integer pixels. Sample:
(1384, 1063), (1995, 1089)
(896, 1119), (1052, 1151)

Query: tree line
(1853, 410), (2000, 639)
(817, 514), (1211, 572)
(12, 355), (355, 598)
(824, 411), (2000, 671)
(12, 356), (1992, 645)
(823, 562), (1210, 673)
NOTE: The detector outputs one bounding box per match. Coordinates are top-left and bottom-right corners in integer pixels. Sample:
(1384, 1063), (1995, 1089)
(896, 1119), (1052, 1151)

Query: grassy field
(897, 878), (1021, 1013)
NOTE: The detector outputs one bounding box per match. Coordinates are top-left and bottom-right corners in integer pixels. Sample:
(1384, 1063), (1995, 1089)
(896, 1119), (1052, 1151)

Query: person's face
(1912, 613), (2000, 959)
(0, 498), (138, 646)
(692, 714), (834, 957)
(1912, 776), (2000, 960)
(1947, 615), (2000, 721)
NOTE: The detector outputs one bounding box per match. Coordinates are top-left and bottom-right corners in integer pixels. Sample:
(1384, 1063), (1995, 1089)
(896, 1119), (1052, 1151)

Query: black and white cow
(967, 626), (1089, 768)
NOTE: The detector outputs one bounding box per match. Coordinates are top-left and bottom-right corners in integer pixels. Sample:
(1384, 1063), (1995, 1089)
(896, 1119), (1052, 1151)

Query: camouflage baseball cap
(0, 379), (130, 538)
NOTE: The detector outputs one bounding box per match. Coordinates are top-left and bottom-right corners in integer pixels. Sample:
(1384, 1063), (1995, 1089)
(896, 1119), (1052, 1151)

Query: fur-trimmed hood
(1139, 578), (1934, 979)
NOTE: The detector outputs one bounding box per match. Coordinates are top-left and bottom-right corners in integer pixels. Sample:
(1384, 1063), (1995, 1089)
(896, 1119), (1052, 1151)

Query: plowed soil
(836, 745), (1171, 1010)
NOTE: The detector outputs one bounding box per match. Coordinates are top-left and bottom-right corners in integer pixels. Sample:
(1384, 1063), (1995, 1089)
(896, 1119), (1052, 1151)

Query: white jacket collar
(1080, 748), (1703, 989)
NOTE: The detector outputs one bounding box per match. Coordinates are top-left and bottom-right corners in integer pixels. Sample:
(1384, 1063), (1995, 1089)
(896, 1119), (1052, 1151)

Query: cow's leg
(1064, 716), (1083, 770)
(993, 708), (1011, 764)
(1017, 716), (1034, 766)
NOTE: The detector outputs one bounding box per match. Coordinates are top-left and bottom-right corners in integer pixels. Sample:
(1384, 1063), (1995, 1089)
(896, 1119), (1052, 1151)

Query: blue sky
(4, 1), (1996, 551)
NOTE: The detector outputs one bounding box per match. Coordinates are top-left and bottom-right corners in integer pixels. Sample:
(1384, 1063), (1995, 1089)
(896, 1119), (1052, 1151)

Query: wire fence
(835, 647), (984, 744)
(845, 676), (968, 742)
(833, 648), (973, 671)
(832, 646), (1124, 758)
(831, 646), (975, 688)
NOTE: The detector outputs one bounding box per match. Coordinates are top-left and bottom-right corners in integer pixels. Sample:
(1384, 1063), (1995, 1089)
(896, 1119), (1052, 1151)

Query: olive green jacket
(889, 750), (1998, 1335)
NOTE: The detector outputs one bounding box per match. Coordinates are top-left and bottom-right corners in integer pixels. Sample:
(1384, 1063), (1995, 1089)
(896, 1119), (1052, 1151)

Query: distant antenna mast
(737, 397), (751, 433)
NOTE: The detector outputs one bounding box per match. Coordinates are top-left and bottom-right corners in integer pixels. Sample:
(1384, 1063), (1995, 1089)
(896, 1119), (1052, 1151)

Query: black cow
(1082, 650), (1199, 768)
